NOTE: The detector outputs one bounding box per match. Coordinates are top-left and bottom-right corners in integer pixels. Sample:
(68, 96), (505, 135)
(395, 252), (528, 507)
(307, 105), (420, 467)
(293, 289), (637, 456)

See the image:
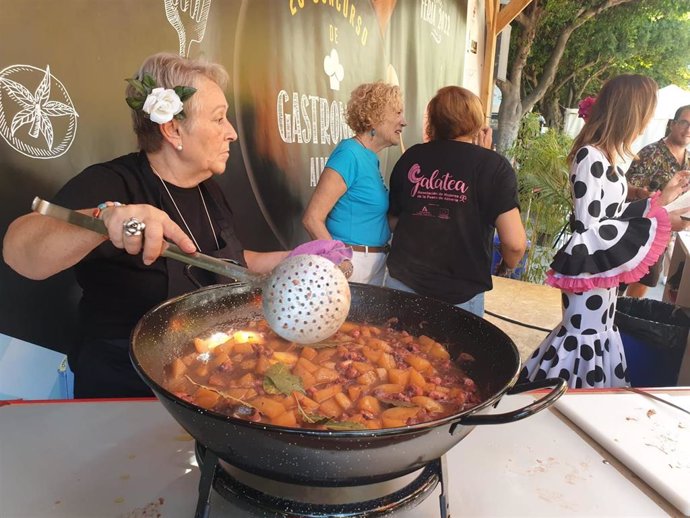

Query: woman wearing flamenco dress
(520, 75), (690, 389)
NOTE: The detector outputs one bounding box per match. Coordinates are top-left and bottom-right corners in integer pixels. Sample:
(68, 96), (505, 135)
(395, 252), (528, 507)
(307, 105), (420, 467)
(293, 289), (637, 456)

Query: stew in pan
(163, 319), (482, 430)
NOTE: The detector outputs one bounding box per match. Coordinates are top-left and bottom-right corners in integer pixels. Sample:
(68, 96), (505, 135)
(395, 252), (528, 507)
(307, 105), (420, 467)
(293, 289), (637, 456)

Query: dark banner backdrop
(0, 0), (467, 353)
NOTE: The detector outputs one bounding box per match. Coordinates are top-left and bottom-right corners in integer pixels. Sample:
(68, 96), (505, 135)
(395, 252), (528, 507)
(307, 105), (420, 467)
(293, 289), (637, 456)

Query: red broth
(163, 320), (481, 430)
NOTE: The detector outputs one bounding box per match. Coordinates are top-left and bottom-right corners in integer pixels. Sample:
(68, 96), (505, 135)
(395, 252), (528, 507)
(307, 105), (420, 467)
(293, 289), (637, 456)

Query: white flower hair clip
(125, 73), (196, 124)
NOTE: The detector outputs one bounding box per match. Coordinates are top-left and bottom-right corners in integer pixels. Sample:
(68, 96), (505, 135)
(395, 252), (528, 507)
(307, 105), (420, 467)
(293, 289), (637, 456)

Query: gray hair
(126, 52), (229, 152)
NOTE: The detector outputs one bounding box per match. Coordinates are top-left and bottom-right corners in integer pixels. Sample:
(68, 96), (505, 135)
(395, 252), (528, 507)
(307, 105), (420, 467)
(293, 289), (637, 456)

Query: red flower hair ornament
(578, 96), (596, 121)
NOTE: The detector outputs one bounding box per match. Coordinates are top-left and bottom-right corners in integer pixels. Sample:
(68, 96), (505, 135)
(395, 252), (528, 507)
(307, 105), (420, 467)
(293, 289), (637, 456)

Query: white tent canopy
(636, 85), (690, 149)
(654, 84), (690, 119)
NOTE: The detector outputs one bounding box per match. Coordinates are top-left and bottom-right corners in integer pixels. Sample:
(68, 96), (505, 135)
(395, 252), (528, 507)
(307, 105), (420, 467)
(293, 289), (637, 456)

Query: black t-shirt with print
(52, 152), (246, 342)
(387, 140), (519, 304)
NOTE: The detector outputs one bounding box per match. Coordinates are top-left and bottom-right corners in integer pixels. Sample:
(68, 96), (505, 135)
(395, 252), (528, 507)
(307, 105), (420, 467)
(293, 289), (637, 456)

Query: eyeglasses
(673, 119), (690, 131)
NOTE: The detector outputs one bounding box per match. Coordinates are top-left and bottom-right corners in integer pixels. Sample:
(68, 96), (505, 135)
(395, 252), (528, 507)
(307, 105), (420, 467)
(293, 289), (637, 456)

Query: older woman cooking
(302, 82), (406, 285)
(2, 52), (348, 399)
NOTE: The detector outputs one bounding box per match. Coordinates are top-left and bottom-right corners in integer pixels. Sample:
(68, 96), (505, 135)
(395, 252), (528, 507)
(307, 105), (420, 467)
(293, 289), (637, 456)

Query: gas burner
(194, 442), (450, 518)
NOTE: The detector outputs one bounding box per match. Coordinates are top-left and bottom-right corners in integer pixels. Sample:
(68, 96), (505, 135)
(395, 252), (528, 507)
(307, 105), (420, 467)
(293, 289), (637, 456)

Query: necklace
(150, 165), (220, 252)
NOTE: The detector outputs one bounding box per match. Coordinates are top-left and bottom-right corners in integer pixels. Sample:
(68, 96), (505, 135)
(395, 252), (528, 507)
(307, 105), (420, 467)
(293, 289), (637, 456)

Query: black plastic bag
(616, 297), (690, 386)
(615, 297), (690, 350)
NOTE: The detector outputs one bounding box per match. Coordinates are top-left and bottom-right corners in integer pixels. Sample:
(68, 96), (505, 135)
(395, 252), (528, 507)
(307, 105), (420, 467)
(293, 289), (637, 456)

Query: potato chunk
(381, 406), (421, 428)
(251, 396), (286, 419)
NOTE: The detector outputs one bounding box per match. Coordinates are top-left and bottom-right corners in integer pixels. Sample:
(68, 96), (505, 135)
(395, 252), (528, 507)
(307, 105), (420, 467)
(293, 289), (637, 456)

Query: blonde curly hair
(346, 82), (403, 134)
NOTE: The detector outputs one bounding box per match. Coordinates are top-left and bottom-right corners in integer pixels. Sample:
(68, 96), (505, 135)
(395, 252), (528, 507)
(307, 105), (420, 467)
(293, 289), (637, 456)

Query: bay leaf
(377, 397), (416, 408)
(184, 375), (254, 408)
(263, 363), (304, 396)
(296, 340), (341, 350)
(324, 421), (367, 431)
(294, 398), (366, 430)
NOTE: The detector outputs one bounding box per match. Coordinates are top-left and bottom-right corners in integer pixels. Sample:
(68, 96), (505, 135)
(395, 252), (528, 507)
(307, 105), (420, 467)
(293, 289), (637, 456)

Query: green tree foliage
(508, 114), (573, 283)
(535, 0), (690, 127)
(496, 0), (690, 153)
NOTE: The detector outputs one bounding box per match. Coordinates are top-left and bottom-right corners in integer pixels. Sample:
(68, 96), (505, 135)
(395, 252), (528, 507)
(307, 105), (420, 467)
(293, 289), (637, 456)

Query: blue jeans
(384, 276), (485, 317)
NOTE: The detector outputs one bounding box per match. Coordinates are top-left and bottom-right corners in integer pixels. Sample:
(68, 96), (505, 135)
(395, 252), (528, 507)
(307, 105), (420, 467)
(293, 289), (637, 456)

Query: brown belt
(346, 243), (390, 253)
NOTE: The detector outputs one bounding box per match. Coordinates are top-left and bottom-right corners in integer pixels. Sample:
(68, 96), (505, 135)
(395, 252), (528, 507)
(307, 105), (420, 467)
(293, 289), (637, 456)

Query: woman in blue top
(302, 82), (406, 285)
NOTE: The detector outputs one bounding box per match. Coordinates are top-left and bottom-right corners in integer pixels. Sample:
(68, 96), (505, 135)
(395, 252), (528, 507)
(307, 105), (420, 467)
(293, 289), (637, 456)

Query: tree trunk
(566, 84), (575, 110)
(496, 91), (523, 155)
(541, 93), (562, 129)
(495, 0), (636, 155)
(495, 2), (542, 155)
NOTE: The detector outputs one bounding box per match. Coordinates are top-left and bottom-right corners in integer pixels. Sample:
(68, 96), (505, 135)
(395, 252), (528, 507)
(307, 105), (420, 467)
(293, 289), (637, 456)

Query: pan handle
(183, 258), (246, 289)
(453, 377), (567, 428)
(31, 197), (263, 285)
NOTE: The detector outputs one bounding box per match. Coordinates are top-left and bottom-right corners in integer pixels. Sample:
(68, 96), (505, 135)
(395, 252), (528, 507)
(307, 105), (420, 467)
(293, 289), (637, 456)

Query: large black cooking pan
(130, 282), (565, 486)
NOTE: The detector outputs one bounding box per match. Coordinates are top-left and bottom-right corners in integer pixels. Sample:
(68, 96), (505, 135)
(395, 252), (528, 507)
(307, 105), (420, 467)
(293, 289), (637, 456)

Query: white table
(0, 391), (683, 518)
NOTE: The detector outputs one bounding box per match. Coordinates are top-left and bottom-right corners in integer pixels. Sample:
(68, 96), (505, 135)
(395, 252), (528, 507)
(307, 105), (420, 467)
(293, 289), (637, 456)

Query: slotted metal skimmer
(262, 254), (351, 343)
(32, 197), (351, 344)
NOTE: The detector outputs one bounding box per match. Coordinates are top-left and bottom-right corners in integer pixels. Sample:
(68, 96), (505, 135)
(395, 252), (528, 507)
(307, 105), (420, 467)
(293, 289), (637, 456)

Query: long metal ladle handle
(31, 197), (265, 285)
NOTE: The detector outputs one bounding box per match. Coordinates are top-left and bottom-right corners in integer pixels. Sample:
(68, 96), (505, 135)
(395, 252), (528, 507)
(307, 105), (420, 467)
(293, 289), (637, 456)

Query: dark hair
(126, 52), (229, 152)
(426, 86), (484, 141)
(666, 104), (690, 136)
(568, 74), (657, 166)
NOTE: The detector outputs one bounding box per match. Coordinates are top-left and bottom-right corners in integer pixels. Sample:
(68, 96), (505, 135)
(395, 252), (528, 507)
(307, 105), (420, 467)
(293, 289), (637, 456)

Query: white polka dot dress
(520, 146), (671, 388)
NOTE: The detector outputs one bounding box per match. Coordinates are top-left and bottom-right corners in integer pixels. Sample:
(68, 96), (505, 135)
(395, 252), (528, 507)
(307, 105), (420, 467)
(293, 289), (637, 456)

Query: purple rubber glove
(288, 239), (353, 265)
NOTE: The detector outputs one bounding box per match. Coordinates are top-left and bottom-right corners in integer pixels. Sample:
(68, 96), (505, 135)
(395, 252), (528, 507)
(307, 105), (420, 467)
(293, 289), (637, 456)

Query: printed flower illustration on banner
(323, 49), (345, 91)
(164, 0), (212, 57)
(0, 64), (79, 159)
(125, 73), (196, 124)
(578, 96), (596, 121)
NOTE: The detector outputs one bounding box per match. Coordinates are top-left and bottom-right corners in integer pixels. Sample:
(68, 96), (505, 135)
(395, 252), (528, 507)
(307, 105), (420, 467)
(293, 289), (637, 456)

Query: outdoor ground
(646, 282), (665, 302)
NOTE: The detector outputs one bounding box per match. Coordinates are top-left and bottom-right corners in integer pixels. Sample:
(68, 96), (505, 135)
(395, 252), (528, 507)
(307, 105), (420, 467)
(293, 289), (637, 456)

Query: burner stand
(194, 442), (450, 518)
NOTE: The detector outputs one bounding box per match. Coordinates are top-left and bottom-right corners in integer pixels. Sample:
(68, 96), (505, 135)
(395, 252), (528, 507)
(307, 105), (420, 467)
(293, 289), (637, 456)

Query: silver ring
(338, 259), (354, 279)
(123, 217), (146, 237)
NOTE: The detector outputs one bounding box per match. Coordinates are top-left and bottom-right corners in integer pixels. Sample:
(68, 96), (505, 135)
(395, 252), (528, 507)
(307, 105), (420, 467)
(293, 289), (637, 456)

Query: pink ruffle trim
(546, 193), (671, 292)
